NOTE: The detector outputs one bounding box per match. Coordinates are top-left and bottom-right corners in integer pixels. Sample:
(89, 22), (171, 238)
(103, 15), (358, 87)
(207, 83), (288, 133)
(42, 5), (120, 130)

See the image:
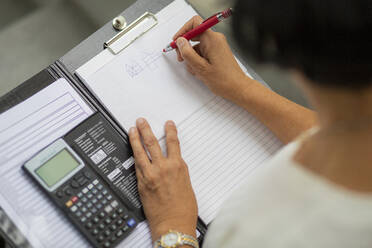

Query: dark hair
(232, 0), (372, 89)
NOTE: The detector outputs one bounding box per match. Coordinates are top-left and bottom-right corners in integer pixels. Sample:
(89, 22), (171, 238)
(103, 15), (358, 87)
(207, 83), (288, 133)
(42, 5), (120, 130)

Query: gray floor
(0, 0), (309, 107)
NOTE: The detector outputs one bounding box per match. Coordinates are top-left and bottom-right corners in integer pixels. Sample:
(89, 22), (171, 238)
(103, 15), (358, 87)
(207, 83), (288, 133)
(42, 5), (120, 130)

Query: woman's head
(232, 0), (372, 89)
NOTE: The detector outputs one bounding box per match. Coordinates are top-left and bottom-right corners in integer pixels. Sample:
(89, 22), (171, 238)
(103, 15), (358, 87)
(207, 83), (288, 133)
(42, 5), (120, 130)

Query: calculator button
(80, 217), (87, 223)
(85, 222), (93, 229)
(78, 178), (88, 186)
(111, 200), (118, 208)
(101, 199), (108, 205)
(70, 180), (79, 189)
(110, 236), (117, 243)
(106, 195), (113, 201)
(111, 213), (118, 219)
(77, 192), (83, 198)
(82, 188), (89, 194)
(99, 212), (105, 218)
(56, 190), (63, 198)
(97, 203), (103, 210)
(127, 218), (136, 227)
(92, 198), (98, 204)
(116, 230), (123, 237)
(76, 211), (82, 217)
(84, 171), (92, 179)
(64, 188), (73, 196)
(97, 235), (105, 242)
(74, 173), (83, 180)
(71, 196), (78, 203)
(77, 202), (83, 207)
(110, 224), (117, 231)
(104, 205), (113, 214)
(65, 200), (73, 208)
(86, 212), (92, 219)
(70, 206), (78, 212)
(86, 202), (93, 209)
(97, 194), (103, 200)
(117, 208), (124, 214)
(92, 228), (99, 236)
(102, 189), (108, 195)
(92, 189), (98, 195)
(104, 218), (112, 225)
(87, 184), (94, 190)
(99, 223), (105, 230)
(116, 219), (123, 226)
(81, 197), (88, 203)
(87, 193), (93, 199)
(104, 230), (111, 237)
(93, 216), (100, 224)
(122, 214), (129, 220)
(81, 207), (87, 213)
(91, 208), (97, 214)
(122, 225), (129, 232)
(103, 241), (111, 248)
(93, 179), (99, 185)
(97, 184), (103, 190)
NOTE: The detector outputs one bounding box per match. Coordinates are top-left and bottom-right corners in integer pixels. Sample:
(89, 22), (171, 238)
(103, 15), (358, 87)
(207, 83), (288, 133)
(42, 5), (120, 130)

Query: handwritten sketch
(142, 50), (163, 70)
(125, 60), (143, 78)
(124, 49), (163, 78)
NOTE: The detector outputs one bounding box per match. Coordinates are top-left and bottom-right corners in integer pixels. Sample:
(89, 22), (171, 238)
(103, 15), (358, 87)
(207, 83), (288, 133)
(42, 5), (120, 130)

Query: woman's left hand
(129, 118), (198, 241)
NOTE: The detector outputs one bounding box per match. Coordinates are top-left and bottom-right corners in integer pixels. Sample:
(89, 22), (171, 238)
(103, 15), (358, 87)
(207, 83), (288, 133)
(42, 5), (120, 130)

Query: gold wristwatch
(154, 230), (199, 248)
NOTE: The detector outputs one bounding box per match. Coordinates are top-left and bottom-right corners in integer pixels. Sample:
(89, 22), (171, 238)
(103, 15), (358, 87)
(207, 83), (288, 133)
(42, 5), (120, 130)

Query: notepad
(0, 79), (93, 248)
(78, 1), (217, 139)
(77, 0), (283, 247)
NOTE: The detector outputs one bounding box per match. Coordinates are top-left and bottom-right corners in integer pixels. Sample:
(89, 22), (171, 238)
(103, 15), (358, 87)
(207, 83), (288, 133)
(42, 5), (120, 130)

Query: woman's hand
(173, 15), (249, 103)
(129, 118), (198, 241)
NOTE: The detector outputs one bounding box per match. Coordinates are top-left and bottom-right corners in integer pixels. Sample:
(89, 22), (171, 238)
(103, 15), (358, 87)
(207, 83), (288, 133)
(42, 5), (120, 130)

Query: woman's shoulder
(204, 128), (372, 248)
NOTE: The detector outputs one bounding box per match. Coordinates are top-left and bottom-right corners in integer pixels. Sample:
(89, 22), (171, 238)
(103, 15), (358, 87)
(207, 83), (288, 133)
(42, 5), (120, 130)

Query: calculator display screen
(36, 149), (80, 188)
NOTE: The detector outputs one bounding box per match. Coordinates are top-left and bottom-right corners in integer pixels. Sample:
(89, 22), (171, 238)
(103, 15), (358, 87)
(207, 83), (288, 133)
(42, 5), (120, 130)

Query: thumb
(176, 37), (208, 72)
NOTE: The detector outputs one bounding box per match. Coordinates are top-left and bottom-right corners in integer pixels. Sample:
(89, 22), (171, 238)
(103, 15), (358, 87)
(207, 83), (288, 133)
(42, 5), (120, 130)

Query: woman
(129, 0), (372, 247)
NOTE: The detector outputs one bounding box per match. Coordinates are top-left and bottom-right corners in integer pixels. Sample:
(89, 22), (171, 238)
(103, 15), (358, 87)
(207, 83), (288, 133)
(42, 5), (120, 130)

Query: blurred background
(0, 0), (308, 107)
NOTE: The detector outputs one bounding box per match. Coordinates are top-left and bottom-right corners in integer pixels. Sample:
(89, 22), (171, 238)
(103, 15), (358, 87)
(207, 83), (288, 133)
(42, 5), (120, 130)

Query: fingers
(165, 121), (181, 158)
(129, 127), (150, 174)
(173, 16), (204, 40)
(176, 37), (209, 73)
(186, 64), (195, 75)
(136, 118), (163, 162)
(176, 49), (184, 62)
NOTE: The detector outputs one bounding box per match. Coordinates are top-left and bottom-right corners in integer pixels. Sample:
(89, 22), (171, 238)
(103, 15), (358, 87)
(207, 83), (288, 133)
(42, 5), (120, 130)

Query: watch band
(154, 230), (199, 248)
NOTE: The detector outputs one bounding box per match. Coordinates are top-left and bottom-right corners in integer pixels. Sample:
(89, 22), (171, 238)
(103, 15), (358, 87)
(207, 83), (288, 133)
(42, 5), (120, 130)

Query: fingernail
(137, 118), (145, 125)
(166, 120), (175, 126)
(176, 37), (185, 48)
(129, 127), (136, 135)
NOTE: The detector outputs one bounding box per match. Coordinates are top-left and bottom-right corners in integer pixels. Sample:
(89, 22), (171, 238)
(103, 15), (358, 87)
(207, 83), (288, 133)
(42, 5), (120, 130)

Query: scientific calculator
(23, 139), (138, 248)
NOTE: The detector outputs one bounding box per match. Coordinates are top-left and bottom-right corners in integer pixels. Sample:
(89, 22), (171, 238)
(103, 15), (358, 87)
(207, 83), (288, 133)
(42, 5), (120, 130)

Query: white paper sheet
(78, 1), (217, 139)
(76, 1), (283, 247)
(0, 78), (94, 247)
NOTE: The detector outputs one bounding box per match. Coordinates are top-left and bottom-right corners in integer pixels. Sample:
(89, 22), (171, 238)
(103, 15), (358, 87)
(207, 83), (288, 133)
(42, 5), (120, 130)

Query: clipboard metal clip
(104, 12), (158, 55)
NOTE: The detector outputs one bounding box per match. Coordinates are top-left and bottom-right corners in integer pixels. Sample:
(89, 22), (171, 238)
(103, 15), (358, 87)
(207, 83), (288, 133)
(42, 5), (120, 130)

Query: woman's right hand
(173, 15), (249, 102)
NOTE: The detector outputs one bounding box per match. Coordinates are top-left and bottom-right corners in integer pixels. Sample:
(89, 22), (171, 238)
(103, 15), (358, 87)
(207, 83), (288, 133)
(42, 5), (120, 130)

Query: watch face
(162, 232), (179, 246)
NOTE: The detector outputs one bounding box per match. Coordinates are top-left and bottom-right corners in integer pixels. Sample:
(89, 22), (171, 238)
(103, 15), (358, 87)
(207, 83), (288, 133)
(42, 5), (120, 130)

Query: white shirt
(204, 131), (372, 248)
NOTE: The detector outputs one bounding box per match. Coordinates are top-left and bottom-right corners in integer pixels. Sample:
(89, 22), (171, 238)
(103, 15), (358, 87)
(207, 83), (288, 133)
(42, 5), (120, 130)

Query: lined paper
(0, 78), (93, 248)
(177, 97), (281, 223)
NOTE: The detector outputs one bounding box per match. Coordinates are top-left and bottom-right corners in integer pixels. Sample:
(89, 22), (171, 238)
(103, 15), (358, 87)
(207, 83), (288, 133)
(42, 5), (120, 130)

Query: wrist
(230, 75), (258, 106)
(151, 220), (197, 242)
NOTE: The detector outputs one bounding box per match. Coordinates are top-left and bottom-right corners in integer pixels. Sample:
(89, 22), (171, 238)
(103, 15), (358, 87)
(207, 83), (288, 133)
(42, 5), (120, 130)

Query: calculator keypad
(63, 176), (137, 247)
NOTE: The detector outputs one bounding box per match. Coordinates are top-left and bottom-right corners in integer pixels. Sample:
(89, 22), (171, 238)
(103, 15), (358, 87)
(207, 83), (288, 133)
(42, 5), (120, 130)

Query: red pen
(163, 8), (233, 53)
